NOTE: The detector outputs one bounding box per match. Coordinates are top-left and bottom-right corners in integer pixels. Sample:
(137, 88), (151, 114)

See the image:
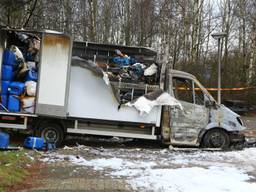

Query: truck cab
(167, 70), (245, 148)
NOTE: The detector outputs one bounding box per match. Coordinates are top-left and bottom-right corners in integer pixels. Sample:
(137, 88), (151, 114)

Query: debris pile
(1, 31), (39, 113)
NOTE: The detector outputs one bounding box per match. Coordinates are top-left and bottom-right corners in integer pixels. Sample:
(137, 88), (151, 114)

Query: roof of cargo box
(72, 41), (157, 62)
(73, 41), (157, 57)
(0, 27), (69, 36)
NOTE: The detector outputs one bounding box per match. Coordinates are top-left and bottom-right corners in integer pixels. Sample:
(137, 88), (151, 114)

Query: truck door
(170, 77), (209, 145)
(36, 33), (72, 117)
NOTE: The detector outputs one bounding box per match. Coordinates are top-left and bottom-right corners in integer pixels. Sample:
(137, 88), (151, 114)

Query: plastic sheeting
(25, 81), (36, 96)
(126, 90), (183, 115)
(21, 96), (35, 113)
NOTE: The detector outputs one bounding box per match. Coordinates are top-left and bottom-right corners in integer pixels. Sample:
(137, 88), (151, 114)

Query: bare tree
(88, 0), (97, 42)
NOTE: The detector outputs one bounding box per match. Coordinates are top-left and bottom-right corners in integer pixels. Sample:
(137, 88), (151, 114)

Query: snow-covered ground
(40, 146), (256, 192)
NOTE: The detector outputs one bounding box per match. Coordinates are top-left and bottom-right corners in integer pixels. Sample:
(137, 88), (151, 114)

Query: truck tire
(202, 129), (230, 149)
(38, 123), (64, 147)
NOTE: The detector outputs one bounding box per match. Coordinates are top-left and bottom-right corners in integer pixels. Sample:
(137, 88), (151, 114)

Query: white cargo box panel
(36, 33), (72, 117)
(68, 66), (162, 126)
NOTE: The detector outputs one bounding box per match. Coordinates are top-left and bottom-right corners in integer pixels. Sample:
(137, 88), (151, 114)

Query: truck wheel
(202, 129), (230, 149)
(39, 123), (64, 147)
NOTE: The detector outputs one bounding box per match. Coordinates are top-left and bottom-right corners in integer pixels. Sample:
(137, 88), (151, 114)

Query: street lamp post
(211, 32), (227, 105)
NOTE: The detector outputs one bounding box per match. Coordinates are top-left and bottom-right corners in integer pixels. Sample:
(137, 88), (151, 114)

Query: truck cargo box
(67, 66), (162, 126)
(68, 41), (163, 126)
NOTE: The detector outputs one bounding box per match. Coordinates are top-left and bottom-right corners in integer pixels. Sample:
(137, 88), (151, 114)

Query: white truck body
(68, 66), (162, 125)
(0, 28), (246, 148)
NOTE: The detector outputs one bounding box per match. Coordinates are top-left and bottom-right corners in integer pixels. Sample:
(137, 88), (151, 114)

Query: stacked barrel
(1, 50), (17, 111)
(1, 49), (37, 113)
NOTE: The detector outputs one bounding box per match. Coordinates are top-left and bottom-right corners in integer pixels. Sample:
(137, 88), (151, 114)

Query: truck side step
(67, 128), (157, 140)
(67, 121), (157, 140)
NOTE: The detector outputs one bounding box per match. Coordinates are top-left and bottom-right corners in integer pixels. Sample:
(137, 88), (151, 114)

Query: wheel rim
(43, 128), (58, 143)
(209, 132), (226, 148)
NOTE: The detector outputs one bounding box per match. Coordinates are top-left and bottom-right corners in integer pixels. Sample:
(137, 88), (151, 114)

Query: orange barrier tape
(205, 87), (256, 91)
(177, 86), (256, 91)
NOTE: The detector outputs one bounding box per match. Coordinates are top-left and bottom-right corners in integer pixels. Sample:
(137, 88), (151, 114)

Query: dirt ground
(22, 139), (161, 192)
(23, 142), (256, 192)
(6, 114), (256, 192)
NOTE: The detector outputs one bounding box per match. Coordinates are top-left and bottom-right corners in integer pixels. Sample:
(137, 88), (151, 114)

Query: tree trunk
(88, 0), (97, 42)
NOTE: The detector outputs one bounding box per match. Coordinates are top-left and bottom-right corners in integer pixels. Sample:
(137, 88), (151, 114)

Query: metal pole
(217, 38), (221, 104)
(212, 32), (226, 104)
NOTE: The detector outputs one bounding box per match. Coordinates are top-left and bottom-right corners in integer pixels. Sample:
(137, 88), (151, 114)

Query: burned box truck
(0, 28), (245, 148)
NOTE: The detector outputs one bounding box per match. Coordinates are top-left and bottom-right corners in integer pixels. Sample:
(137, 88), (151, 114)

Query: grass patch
(0, 150), (32, 192)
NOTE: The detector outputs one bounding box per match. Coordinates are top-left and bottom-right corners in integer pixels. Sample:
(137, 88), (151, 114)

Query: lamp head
(211, 32), (227, 39)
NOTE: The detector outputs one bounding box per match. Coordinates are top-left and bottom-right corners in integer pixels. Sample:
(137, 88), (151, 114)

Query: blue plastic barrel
(8, 95), (20, 112)
(112, 57), (130, 66)
(0, 132), (9, 148)
(0, 94), (8, 110)
(25, 69), (38, 82)
(2, 50), (16, 66)
(1, 65), (13, 81)
(8, 82), (25, 96)
(1, 81), (10, 95)
(24, 137), (45, 150)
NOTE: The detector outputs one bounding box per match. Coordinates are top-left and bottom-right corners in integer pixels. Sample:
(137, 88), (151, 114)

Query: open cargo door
(0, 30), (6, 82)
(36, 33), (72, 117)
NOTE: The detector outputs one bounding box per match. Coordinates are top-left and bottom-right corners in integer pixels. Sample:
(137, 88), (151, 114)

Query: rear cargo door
(36, 33), (72, 117)
(0, 30), (6, 82)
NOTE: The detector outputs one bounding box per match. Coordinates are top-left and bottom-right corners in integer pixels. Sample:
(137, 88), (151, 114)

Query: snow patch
(129, 166), (256, 192)
(39, 147), (256, 192)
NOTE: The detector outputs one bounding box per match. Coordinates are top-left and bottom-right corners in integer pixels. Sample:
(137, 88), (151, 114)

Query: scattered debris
(10, 45), (25, 62)
(144, 63), (158, 76)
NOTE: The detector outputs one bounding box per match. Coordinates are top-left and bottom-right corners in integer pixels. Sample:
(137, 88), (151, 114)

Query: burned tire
(38, 123), (64, 147)
(202, 129), (230, 149)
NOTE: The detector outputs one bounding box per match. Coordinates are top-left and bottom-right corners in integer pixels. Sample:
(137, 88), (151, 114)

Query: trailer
(0, 28), (245, 148)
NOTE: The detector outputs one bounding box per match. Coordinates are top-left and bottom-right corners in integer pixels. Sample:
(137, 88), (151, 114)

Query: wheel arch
(198, 127), (229, 146)
(34, 117), (67, 147)
(33, 117), (67, 135)
(206, 122), (234, 132)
